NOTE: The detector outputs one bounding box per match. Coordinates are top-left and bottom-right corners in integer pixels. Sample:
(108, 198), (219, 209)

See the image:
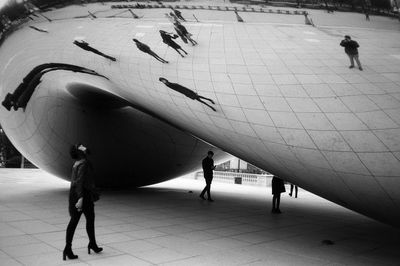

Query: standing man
(200, 151), (216, 202)
(133, 39), (168, 63)
(340, 35), (363, 71)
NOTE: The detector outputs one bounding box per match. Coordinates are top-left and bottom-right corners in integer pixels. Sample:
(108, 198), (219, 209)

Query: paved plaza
(0, 169), (399, 266)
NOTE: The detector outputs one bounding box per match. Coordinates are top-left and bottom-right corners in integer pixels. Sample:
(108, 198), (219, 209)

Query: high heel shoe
(62, 246), (78, 260)
(88, 243), (103, 254)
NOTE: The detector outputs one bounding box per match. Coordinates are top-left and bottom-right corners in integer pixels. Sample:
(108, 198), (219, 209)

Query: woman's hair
(70, 144), (85, 159)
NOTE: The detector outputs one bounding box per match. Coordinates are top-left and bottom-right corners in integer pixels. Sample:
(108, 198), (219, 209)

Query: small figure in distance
(64, 144), (102, 261)
(174, 21), (197, 46)
(340, 35), (363, 71)
(200, 151), (216, 202)
(271, 175), (286, 214)
(234, 10), (244, 22)
(289, 183), (298, 198)
(171, 7), (186, 21)
(159, 30), (188, 57)
(73, 39), (116, 62)
(365, 11), (370, 21)
(29, 25), (48, 33)
(133, 39), (168, 63)
(159, 77), (216, 112)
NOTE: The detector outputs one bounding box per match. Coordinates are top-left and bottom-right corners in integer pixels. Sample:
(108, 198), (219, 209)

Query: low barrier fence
(194, 171), (273, 187)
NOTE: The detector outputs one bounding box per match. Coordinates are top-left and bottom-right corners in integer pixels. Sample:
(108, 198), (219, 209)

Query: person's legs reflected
(354, 54), (362, 70)
(295, 186), (298, 198)
(197, 99), (216, 111)
(348, 54), (355, 68)
(198, 95), (215, 104)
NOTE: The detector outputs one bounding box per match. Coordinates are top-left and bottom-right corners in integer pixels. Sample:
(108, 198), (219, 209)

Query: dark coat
(160, 32), (181, 50)
(69, 159), (97, 214)
(202, 156), (214, 179)
(135, 41), (151, 53)
(271, 176), (286, 195)
(165, 82), (198, 99)
(340, 39), (359, 55)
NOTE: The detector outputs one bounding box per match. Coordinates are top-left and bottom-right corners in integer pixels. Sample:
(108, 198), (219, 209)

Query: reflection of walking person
(159, 30), (187, 57)
(289, 184), (298, 198)
(171, 7), (186, 21)
(159, 77), (216, 111)
(174, 21), (197, 46)
(200, 151), (216, 202)
(340, 35), (363, 71)
(133, 39), (168, 63)
(271, 176), (285, 214)
(64, 144), (102, 261)
(73, 40), (116, 61)
(234, 10), (244, 22)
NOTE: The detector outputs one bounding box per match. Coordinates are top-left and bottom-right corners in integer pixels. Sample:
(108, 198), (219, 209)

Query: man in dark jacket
(200, 151), (216, 202)
(159, 77), (216, 111)
(133, 39), (168, 63)
(340, 35), (363, 71)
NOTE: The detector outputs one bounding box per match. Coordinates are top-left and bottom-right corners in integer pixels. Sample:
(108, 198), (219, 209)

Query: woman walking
(63, 143), (102, 260)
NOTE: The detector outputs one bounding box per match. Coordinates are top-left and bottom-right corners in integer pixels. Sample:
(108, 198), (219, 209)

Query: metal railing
(194, 171), (273, 187)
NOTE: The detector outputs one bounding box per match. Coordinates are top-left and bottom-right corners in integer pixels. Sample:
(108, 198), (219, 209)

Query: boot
(88, 242), (103, 254)
(63, 245), (78, 260)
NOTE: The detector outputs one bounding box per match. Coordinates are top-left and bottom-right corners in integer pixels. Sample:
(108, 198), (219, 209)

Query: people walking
(159, 30), (188, 57)
(158, 77), (216, 111)
(340, 35), (363, 71)
(174, 21), (197, 46)
(271, 176), (285, 214)
(171, 7), (186, 21)
(289, 184), (298, 198)
(133, 39), (168, 63)
(64, 144), (102, 261)
(200, 151), (216, 202)
(73, 40), (116, 61)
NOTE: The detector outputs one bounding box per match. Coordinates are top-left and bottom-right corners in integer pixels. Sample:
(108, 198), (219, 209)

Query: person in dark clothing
(159, 30), (188, 57)
(365, 11), (370, 21)
(271, 176), (285, 213)
(159, 77), (216, 111)
(234, 10), (244, 22)
(289, 183), (298, 198)
(29, 25), (48, 33)
(64, 144), (102, 261)
(171, 7), (186, 21)
(340, 35), (363, 70)
(133, 39), (168, 63)
(2, 63), (107, 111)
(174, 21), (197, 46)
(73, 40), (116, 61)
(200, 151), (216, 202)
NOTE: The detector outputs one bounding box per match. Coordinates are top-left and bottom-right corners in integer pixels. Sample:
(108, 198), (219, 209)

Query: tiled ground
(0, 169), (399, 265)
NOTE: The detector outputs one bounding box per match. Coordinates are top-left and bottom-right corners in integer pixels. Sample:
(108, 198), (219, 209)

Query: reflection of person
(234, 10), (244, 22)
(64, 144), (102, 261)
(340, 35), (362, 71)
(174, 21), (197, 46)
(171, 7), (186, 21)
(200, 151), (216, 202)
(271, 176), (285, 214)
(133, 39), (168, 63)
(159, 30), (188, 57)
(289, 184), (298, 198)
(73, 40), (116, 61)
(159, 77), (216, 111)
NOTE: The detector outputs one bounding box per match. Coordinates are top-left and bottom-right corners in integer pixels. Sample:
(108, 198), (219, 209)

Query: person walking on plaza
(64, 144), (102, 260)
(200, 151), (216, 202)
(158, 77), (216, 111)
(73, 39), (116, 62)
(271, 175), (285, 214)
(171, 7), (186, 21)
(133, 39), (168, 63)
(289, 183), (298, 198)
(174, 21), (197, 46)
(159, 30), (188, 57)
(340, 35), (363, 71)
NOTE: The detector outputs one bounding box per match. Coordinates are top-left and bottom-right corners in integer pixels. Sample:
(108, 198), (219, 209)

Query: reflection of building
(216, 157), (268, 174)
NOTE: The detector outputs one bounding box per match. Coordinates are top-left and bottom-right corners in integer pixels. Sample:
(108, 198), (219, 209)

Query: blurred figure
(159, 30), (188, 57)
(171, 7), (186, 21)
(159, 77), (216, 111)
(200, 151), (216, 202)
(234, 10), (244, 22)
(289, 184), (298, 198)
(73, 40), (116, 62)
(271, 176), (285, 213)
(133, 39), (168, 63)
(174, 21), (197, 46)
(340, 35), (362, 71)
(64, 144), (102, 261)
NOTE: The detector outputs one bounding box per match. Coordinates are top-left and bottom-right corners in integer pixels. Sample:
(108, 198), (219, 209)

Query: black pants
(200, 177), (213, 199)
(66, 201), (96, 247)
